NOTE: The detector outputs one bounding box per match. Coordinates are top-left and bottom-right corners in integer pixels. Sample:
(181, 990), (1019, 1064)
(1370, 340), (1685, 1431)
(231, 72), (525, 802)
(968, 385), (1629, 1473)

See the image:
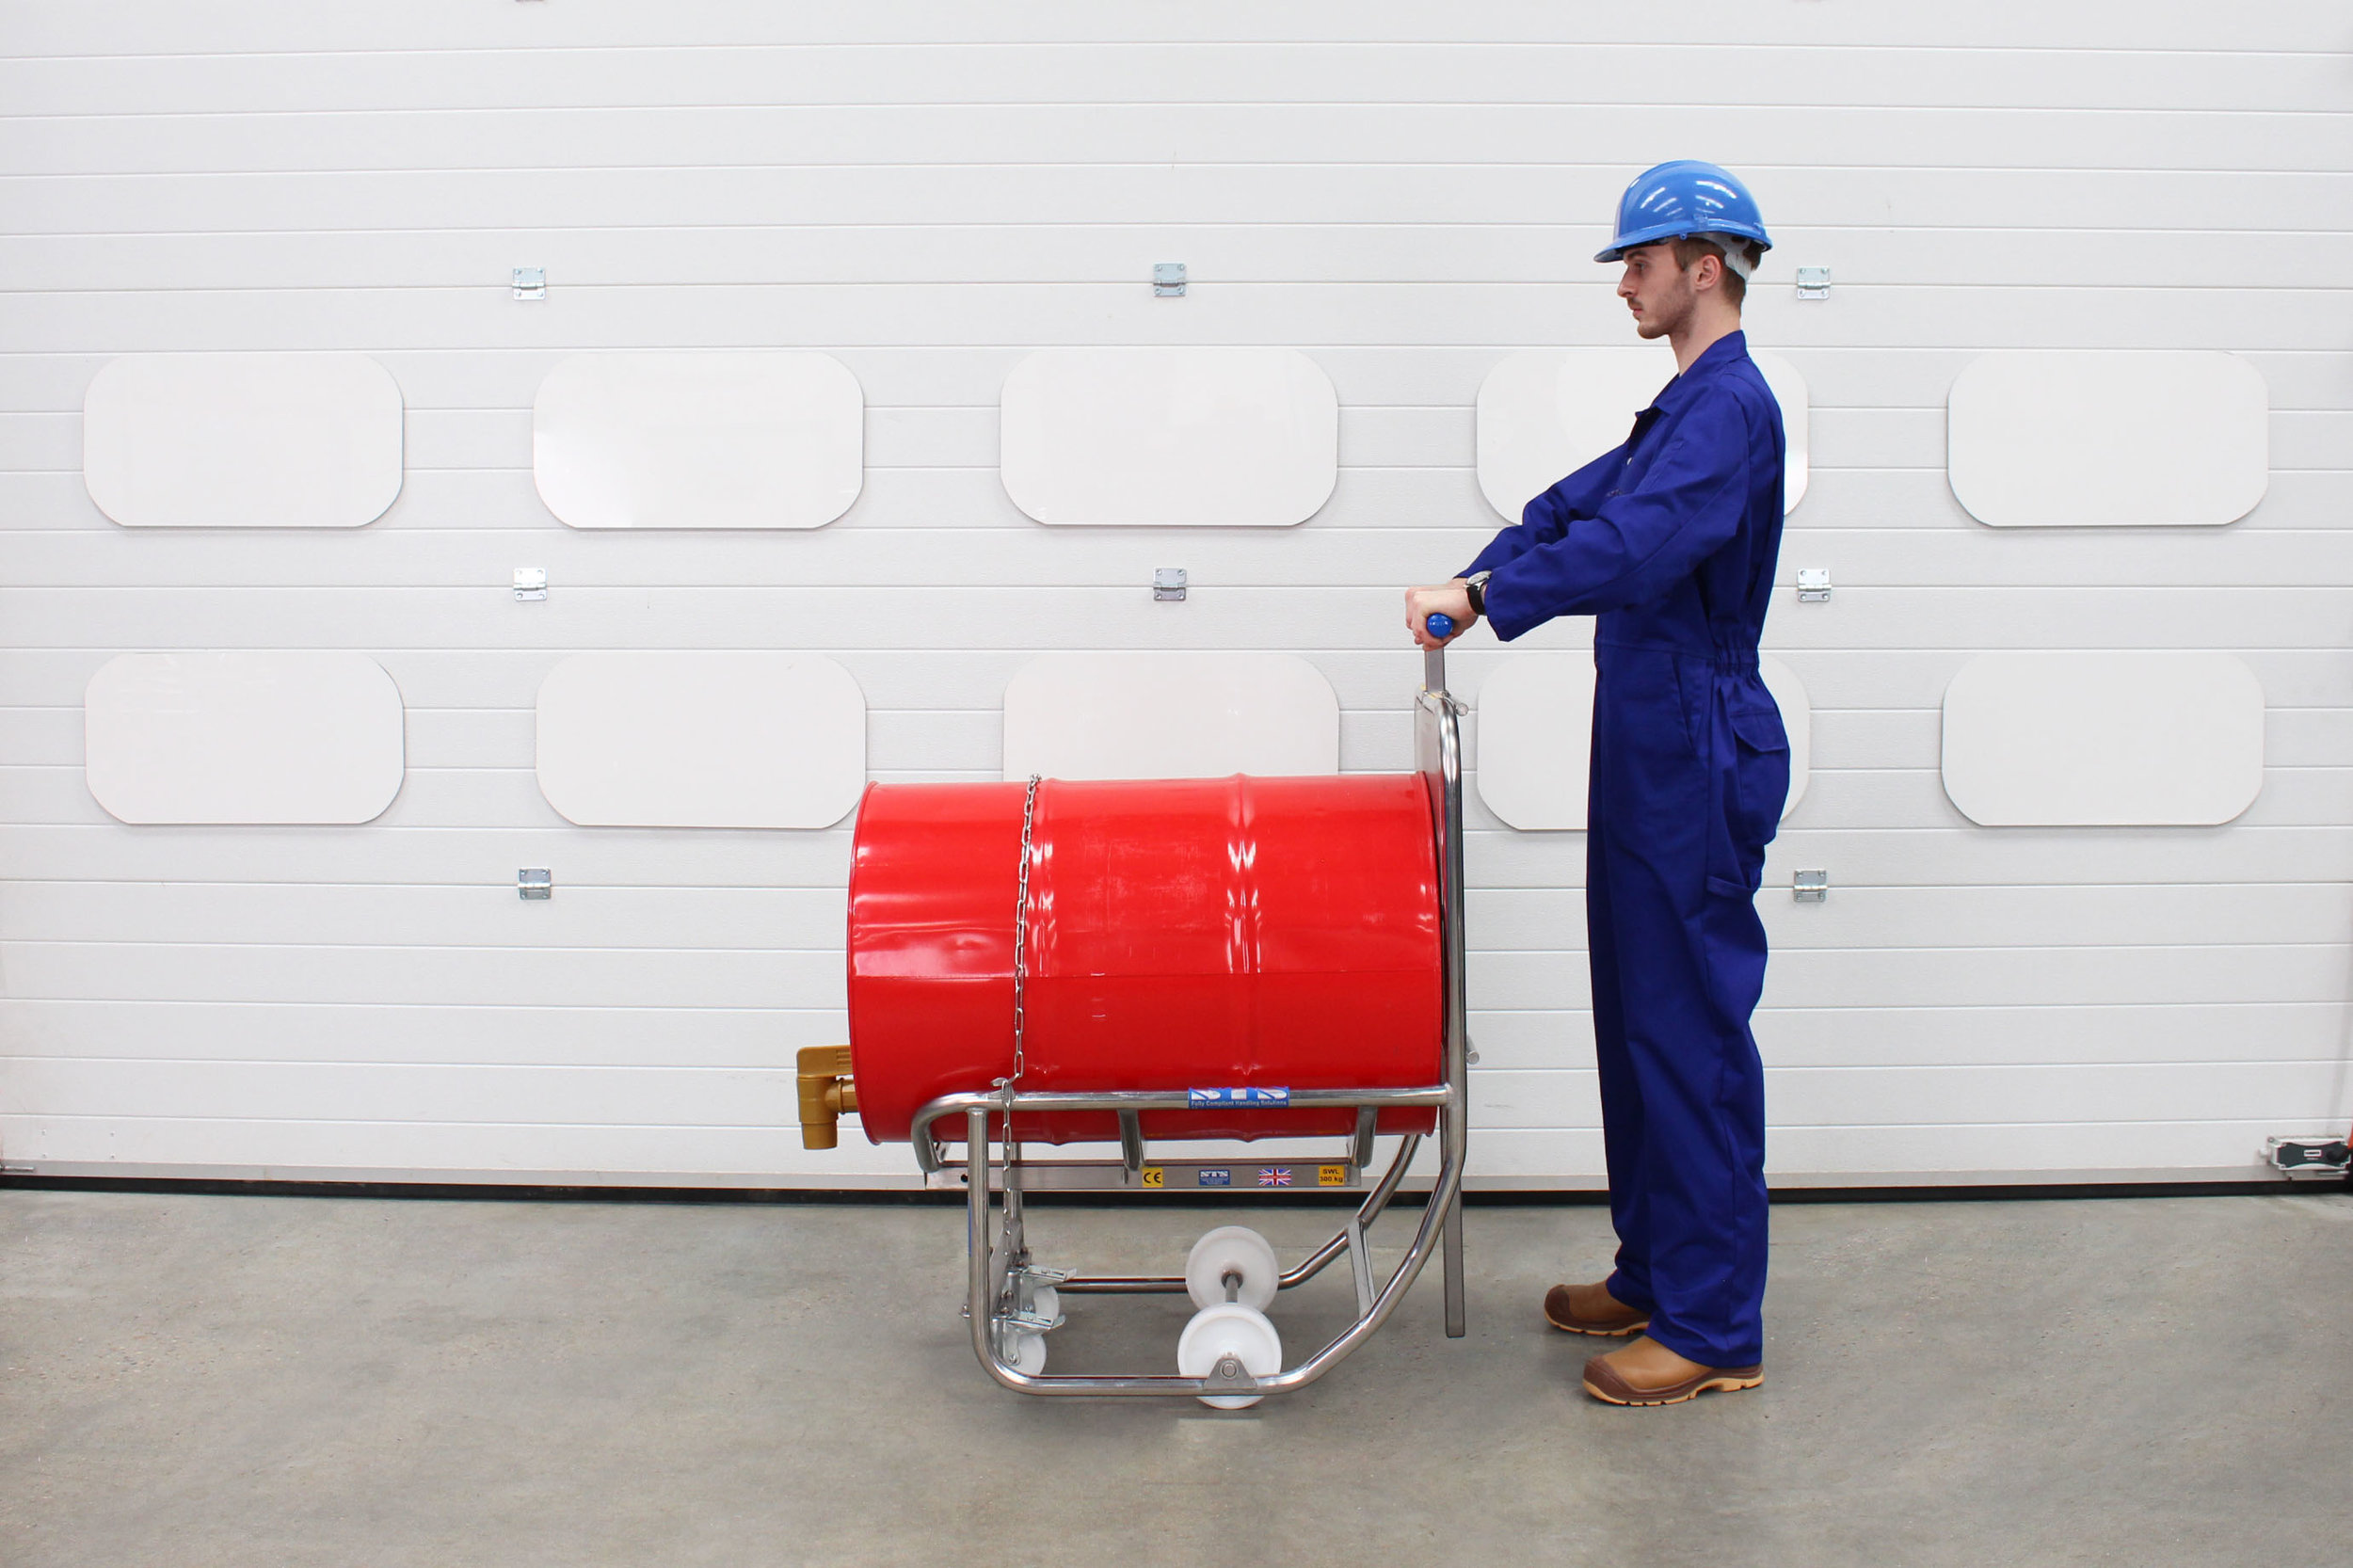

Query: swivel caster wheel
(1025, 1284), (1062, 1328)
(1000, 1326), (1048, 1377)
(1184, 1225), (1280, 1311)
(1176, 1302), (1282, 1410)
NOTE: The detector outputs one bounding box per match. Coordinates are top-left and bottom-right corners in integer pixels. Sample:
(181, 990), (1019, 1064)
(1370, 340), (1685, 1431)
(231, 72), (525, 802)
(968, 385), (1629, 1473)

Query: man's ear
(1693, 251), (1722, 294)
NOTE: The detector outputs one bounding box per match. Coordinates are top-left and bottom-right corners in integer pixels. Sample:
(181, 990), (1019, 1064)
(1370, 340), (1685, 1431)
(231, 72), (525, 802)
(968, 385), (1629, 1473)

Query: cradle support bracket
(1346, 1214), (1376, 1320)
(1442, 1198), (1466, 1338)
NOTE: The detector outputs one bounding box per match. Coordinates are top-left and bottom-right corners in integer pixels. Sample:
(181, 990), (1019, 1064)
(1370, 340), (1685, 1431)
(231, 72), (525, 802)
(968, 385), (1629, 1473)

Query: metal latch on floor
(2265, 1135), (2350, 1177)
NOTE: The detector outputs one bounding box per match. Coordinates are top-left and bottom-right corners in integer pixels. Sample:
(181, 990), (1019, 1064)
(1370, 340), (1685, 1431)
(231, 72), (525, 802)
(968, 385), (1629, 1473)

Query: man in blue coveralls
(1405, 161), (1789, 1407)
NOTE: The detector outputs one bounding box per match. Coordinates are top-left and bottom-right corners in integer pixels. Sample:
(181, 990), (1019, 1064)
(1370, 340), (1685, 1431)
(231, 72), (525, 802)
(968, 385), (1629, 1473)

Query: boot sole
(1581, 1369), (1763, 1407)
(1544, 1310), (1650, 1337)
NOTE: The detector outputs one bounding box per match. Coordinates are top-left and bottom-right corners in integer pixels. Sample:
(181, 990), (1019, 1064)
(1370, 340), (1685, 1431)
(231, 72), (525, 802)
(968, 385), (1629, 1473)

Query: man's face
(1616, 242), (1700, 339)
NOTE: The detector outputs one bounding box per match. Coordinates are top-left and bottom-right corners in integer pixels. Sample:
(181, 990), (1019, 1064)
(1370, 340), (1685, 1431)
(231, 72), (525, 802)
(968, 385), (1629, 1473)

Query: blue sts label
(1188, 1086), (1291, 1109)
(1197, 1168), (1232, 1187)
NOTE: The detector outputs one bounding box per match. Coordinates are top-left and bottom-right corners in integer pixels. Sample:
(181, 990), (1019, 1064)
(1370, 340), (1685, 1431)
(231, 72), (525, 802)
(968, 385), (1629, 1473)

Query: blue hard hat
(1594, 160), (1772, 264)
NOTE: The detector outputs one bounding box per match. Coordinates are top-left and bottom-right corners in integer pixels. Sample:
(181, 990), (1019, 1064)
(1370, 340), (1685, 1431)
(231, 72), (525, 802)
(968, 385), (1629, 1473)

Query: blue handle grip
(1425, 613), (1456, 640)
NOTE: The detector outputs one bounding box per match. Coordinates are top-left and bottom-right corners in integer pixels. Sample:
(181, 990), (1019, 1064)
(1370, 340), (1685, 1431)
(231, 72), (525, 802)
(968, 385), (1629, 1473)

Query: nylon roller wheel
(1002, 1326), (1048, 1377)
(1176, 1303), (1283, 1410)
(1184, 1225), (1280, 1311)
(1026, 1284), (1062, 1328)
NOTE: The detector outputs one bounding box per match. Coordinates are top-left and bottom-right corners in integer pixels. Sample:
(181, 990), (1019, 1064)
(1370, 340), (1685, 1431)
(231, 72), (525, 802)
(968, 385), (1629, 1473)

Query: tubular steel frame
(904, 647), (1472, 1400)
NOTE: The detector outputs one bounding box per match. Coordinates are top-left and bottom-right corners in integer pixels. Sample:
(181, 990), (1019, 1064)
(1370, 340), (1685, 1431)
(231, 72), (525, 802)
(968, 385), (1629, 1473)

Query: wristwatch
(1464, 570), (1493, 617)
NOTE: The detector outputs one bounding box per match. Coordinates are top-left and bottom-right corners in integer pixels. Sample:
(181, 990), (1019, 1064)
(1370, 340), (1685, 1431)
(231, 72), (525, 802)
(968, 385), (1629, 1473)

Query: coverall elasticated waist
(1462, 330), (1788, 1367)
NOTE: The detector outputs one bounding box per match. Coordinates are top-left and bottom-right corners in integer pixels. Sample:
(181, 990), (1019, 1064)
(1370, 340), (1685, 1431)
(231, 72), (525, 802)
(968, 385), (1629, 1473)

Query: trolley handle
(1421, 614), (1454, 695)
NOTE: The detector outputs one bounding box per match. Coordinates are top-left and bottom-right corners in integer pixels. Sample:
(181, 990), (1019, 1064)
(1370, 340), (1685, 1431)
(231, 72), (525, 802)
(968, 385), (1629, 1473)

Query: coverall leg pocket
(1725, 704), (1791, 861)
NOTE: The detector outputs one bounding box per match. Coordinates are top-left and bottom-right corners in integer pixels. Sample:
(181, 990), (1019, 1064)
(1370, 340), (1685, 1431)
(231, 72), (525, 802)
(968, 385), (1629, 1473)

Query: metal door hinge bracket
(1153, 568), (1187, 601)
(1795, 568), (1832, 603)
(514, 568), (548, 601)
(512, 265), (547, 300)
(1153, 262), (1187, 297)
(1793, 870), (1829, 903)
(1795, 266), (1831, 300)
(519, 869), (552, 901)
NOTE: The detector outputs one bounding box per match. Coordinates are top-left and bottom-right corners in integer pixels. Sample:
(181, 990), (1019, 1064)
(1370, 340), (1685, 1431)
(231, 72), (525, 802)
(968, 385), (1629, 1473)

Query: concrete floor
(4, 1188), (2349, 1567)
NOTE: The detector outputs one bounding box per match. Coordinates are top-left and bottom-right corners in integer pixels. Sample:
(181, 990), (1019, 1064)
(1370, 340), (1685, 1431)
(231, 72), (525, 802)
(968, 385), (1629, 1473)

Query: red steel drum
(847, 774), (1444, 1146)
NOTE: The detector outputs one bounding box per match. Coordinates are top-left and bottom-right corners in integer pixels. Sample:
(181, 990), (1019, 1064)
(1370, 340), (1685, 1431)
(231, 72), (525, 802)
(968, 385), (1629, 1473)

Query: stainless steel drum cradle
(906, 648), (1473, 1407)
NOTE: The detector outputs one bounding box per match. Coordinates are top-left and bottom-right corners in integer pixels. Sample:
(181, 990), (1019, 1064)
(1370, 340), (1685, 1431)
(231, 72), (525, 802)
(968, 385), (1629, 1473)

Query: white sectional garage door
(0, 5), (2345, 1190)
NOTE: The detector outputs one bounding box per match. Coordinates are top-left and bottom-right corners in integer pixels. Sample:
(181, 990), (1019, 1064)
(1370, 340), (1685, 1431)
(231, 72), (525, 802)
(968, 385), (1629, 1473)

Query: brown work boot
(1541, 1280), (1650, 1336)
(1581, 1336), (1763, 1406)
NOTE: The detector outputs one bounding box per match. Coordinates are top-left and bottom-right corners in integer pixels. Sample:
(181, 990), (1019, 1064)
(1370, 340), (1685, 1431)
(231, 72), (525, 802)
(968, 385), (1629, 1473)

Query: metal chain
(1000, 773), (1042, 1092)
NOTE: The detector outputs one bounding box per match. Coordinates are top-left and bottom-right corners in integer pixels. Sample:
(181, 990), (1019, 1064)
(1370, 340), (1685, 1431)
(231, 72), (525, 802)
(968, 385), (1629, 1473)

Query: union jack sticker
(1257, 1166), (1292, 1188)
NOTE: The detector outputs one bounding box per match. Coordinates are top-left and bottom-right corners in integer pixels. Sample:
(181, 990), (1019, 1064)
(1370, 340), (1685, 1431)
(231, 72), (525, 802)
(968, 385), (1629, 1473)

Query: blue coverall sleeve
(1460, 444), (1625, 577)
(1469, 388), (1757, 642)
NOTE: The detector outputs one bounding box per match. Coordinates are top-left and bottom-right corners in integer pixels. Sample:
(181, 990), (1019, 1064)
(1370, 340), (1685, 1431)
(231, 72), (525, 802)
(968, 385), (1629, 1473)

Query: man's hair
(1671, 234), (1759, 307)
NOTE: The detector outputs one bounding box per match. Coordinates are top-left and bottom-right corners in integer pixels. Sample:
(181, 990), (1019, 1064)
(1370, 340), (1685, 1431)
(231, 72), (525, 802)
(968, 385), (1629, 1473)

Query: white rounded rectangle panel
(1476, 346), (1807, 524)
(534, 351), (863, 530)
(1476, 652), (1808, 830)
(1000, 348), (1338, 527)
(86, 652), (406, 824)
(1947, 351), (2267, 527)
(1002, 652), (1338, 780)
(83, 353), (404, 528)
(1942, 652), (2264, 827)
(536, 653), (866, 829)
